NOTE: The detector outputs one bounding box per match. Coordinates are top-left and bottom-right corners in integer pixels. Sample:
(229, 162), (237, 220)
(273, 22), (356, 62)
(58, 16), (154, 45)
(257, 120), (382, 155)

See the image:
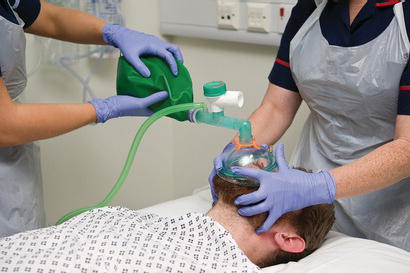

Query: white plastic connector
(207, 91), (244, 113)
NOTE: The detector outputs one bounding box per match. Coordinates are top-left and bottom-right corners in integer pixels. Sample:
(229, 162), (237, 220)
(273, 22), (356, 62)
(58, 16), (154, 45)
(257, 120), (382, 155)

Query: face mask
(217, 145), (277, 187)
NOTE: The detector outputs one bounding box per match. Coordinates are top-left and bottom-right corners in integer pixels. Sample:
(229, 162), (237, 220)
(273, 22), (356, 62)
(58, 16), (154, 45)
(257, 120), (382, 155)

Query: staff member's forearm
(330, 115), (410, 199)
(0, 79), (96, 147)
(247, 83), (302, 145)
(26, 0), (107, 45)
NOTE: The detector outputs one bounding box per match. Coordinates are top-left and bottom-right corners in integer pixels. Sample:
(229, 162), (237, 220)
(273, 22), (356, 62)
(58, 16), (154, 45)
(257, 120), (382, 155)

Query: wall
(24, 0), (308, 224)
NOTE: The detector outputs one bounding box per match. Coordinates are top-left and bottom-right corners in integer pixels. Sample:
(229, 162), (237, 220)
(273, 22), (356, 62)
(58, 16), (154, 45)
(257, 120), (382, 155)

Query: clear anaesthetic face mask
(217, 144), (277, 187)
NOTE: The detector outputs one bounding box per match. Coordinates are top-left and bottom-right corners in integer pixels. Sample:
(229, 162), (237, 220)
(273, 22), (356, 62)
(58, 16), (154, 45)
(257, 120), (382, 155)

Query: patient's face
(243, 157), (269, 169)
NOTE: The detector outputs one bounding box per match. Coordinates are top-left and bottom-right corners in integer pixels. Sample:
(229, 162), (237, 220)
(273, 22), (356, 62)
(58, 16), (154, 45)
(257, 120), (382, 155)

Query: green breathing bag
(116, 56), (194, 121)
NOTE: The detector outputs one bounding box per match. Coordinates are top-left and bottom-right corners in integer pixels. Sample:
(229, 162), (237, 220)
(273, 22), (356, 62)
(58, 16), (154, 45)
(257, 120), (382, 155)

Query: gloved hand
(208, 142), (236, 202)
(232, 143), (336, 234)
(102, 24), (183, 77)
(89, 91), (168, 123)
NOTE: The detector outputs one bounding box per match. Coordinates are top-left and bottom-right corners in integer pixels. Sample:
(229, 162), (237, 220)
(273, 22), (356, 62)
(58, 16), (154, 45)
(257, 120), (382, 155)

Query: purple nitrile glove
(232, 143), (336, 234)
(208, 142), (236, 202)
(102, 24), (183, 77)
(89, 92), (168, 123)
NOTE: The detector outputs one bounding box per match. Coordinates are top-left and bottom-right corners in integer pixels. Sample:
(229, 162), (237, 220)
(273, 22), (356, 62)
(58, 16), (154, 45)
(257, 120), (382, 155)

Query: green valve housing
(116, 56), (194, 121)
(203, 81), (227, 97)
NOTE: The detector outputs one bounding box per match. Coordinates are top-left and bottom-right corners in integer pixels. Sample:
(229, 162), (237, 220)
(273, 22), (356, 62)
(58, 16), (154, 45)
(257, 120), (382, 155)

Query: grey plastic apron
(289, 0), (410, 250)
(0, 4), (45, 237)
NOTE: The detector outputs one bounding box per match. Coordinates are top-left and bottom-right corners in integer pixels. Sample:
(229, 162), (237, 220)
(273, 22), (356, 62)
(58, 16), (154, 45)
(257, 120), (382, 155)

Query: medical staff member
(211, 0), (410, 250)
(0, 0), (183, 237)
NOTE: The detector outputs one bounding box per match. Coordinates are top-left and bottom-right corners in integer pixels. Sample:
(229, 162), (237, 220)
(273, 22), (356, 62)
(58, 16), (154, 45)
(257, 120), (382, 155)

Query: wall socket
(247, 3), (273, 33)
(217, 1), (241, 30)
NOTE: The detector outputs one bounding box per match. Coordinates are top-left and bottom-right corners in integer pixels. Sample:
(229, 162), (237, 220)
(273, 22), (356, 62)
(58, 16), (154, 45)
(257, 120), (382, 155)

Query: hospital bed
(139, 186), (410, 273)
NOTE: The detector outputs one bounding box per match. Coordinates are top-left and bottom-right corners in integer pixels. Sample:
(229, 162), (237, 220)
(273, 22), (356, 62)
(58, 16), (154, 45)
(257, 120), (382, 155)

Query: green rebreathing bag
(116, 56), (194, 121)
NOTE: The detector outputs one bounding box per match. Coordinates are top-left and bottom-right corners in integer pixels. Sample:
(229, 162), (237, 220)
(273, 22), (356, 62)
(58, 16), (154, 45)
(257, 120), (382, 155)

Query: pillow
(262, 231), (410, 273)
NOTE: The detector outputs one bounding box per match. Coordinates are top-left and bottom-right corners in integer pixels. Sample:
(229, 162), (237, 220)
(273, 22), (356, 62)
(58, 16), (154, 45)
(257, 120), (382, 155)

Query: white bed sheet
(138, 186), (410, 273)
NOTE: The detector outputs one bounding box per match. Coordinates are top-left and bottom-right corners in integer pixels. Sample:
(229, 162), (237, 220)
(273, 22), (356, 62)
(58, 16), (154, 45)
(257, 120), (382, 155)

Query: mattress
(139, 186), (410, 273)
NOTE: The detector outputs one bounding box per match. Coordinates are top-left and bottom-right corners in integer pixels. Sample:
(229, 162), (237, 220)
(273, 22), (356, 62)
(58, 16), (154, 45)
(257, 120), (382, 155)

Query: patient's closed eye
(245, 158), (269, 170)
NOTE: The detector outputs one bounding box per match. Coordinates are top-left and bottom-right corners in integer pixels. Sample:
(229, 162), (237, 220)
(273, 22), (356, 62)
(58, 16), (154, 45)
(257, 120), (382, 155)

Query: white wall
(24, 0), (308, 224)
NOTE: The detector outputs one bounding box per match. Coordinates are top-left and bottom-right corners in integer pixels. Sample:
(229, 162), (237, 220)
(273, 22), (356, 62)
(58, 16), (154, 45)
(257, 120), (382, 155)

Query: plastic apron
(289, 0), (410, 250)
(0, 5), (45, 237)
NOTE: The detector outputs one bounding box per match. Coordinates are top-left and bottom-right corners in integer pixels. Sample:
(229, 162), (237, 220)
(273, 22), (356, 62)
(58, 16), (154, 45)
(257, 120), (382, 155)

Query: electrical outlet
(218, 1), (241, 30)
(247, 3), (273, 33)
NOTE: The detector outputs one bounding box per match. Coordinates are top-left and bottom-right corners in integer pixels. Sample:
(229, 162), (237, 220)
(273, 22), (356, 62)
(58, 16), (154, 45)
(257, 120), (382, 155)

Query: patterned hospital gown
(0, 207), (261, 273)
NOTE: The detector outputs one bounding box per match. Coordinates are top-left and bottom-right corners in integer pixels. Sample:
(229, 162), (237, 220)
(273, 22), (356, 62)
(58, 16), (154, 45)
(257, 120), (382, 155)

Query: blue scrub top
(0, 0), (41, 77)
(269, 0), (410, 115)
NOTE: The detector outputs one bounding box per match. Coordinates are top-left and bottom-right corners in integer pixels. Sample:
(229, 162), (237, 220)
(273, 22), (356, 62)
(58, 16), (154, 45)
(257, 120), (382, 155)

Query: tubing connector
(232, 137), (260, 151)
(189, 108), (253, 144)
(189, 81), (255, 147)
(207, 91), (244, 112)
(203, 81), (244, 113)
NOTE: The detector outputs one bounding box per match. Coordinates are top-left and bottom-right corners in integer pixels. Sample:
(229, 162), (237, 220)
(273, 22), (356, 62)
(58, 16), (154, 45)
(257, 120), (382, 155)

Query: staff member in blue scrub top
(0, 0), (183, 237)
(211, 0), (410, 251)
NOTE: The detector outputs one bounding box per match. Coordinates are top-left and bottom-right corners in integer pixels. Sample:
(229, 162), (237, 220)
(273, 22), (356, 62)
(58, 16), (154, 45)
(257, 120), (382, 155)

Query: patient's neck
(207, 202), (276, 266)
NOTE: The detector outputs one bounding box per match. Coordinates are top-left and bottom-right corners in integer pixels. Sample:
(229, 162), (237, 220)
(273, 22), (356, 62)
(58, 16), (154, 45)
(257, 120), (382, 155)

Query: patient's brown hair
(213, 171), (335, 267)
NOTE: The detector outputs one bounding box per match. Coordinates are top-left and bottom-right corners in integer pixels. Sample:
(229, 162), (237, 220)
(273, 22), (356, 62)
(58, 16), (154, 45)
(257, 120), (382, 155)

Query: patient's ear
(273, 232), (306, 253)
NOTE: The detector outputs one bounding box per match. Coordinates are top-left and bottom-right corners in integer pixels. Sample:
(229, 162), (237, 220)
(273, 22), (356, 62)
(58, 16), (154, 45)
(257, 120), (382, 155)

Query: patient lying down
(0, 171), (334, 272)
(210, 174), (335, 267)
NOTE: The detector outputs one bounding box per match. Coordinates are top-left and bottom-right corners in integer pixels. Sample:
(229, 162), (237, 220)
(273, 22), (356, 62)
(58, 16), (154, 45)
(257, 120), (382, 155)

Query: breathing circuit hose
(56, 102), (206, 225)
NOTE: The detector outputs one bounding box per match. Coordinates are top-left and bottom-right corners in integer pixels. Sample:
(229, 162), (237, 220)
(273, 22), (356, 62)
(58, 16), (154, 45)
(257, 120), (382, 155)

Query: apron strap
(10, 0), (20, 9)
(393, 2), (410, 53)
(290, 0), (328, 58)
(4, 0), (24, 27)
(314, 0), (324, 6)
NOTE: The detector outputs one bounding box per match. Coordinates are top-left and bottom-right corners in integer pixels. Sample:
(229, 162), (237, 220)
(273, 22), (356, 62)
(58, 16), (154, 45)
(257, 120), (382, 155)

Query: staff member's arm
(24, 0), (106, 45)
(26, 0), (183, 77)
(0, 78), (167, 147)
(330, 116), (410, 198)
(247, 83), (302, 145)
(242, 88), (410, 199)
(241, 87), (410, 200)
(0, 77), (94, 146)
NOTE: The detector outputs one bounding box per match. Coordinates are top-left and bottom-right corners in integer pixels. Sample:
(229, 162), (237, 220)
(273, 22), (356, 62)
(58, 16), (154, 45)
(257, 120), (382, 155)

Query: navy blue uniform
(269, 0), (410, 115)
(0, 0), (41, 76)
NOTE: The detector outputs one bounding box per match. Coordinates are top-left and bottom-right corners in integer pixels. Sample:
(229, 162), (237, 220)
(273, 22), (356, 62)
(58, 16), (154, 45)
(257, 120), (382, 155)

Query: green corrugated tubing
(56, 102), (206, 225)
